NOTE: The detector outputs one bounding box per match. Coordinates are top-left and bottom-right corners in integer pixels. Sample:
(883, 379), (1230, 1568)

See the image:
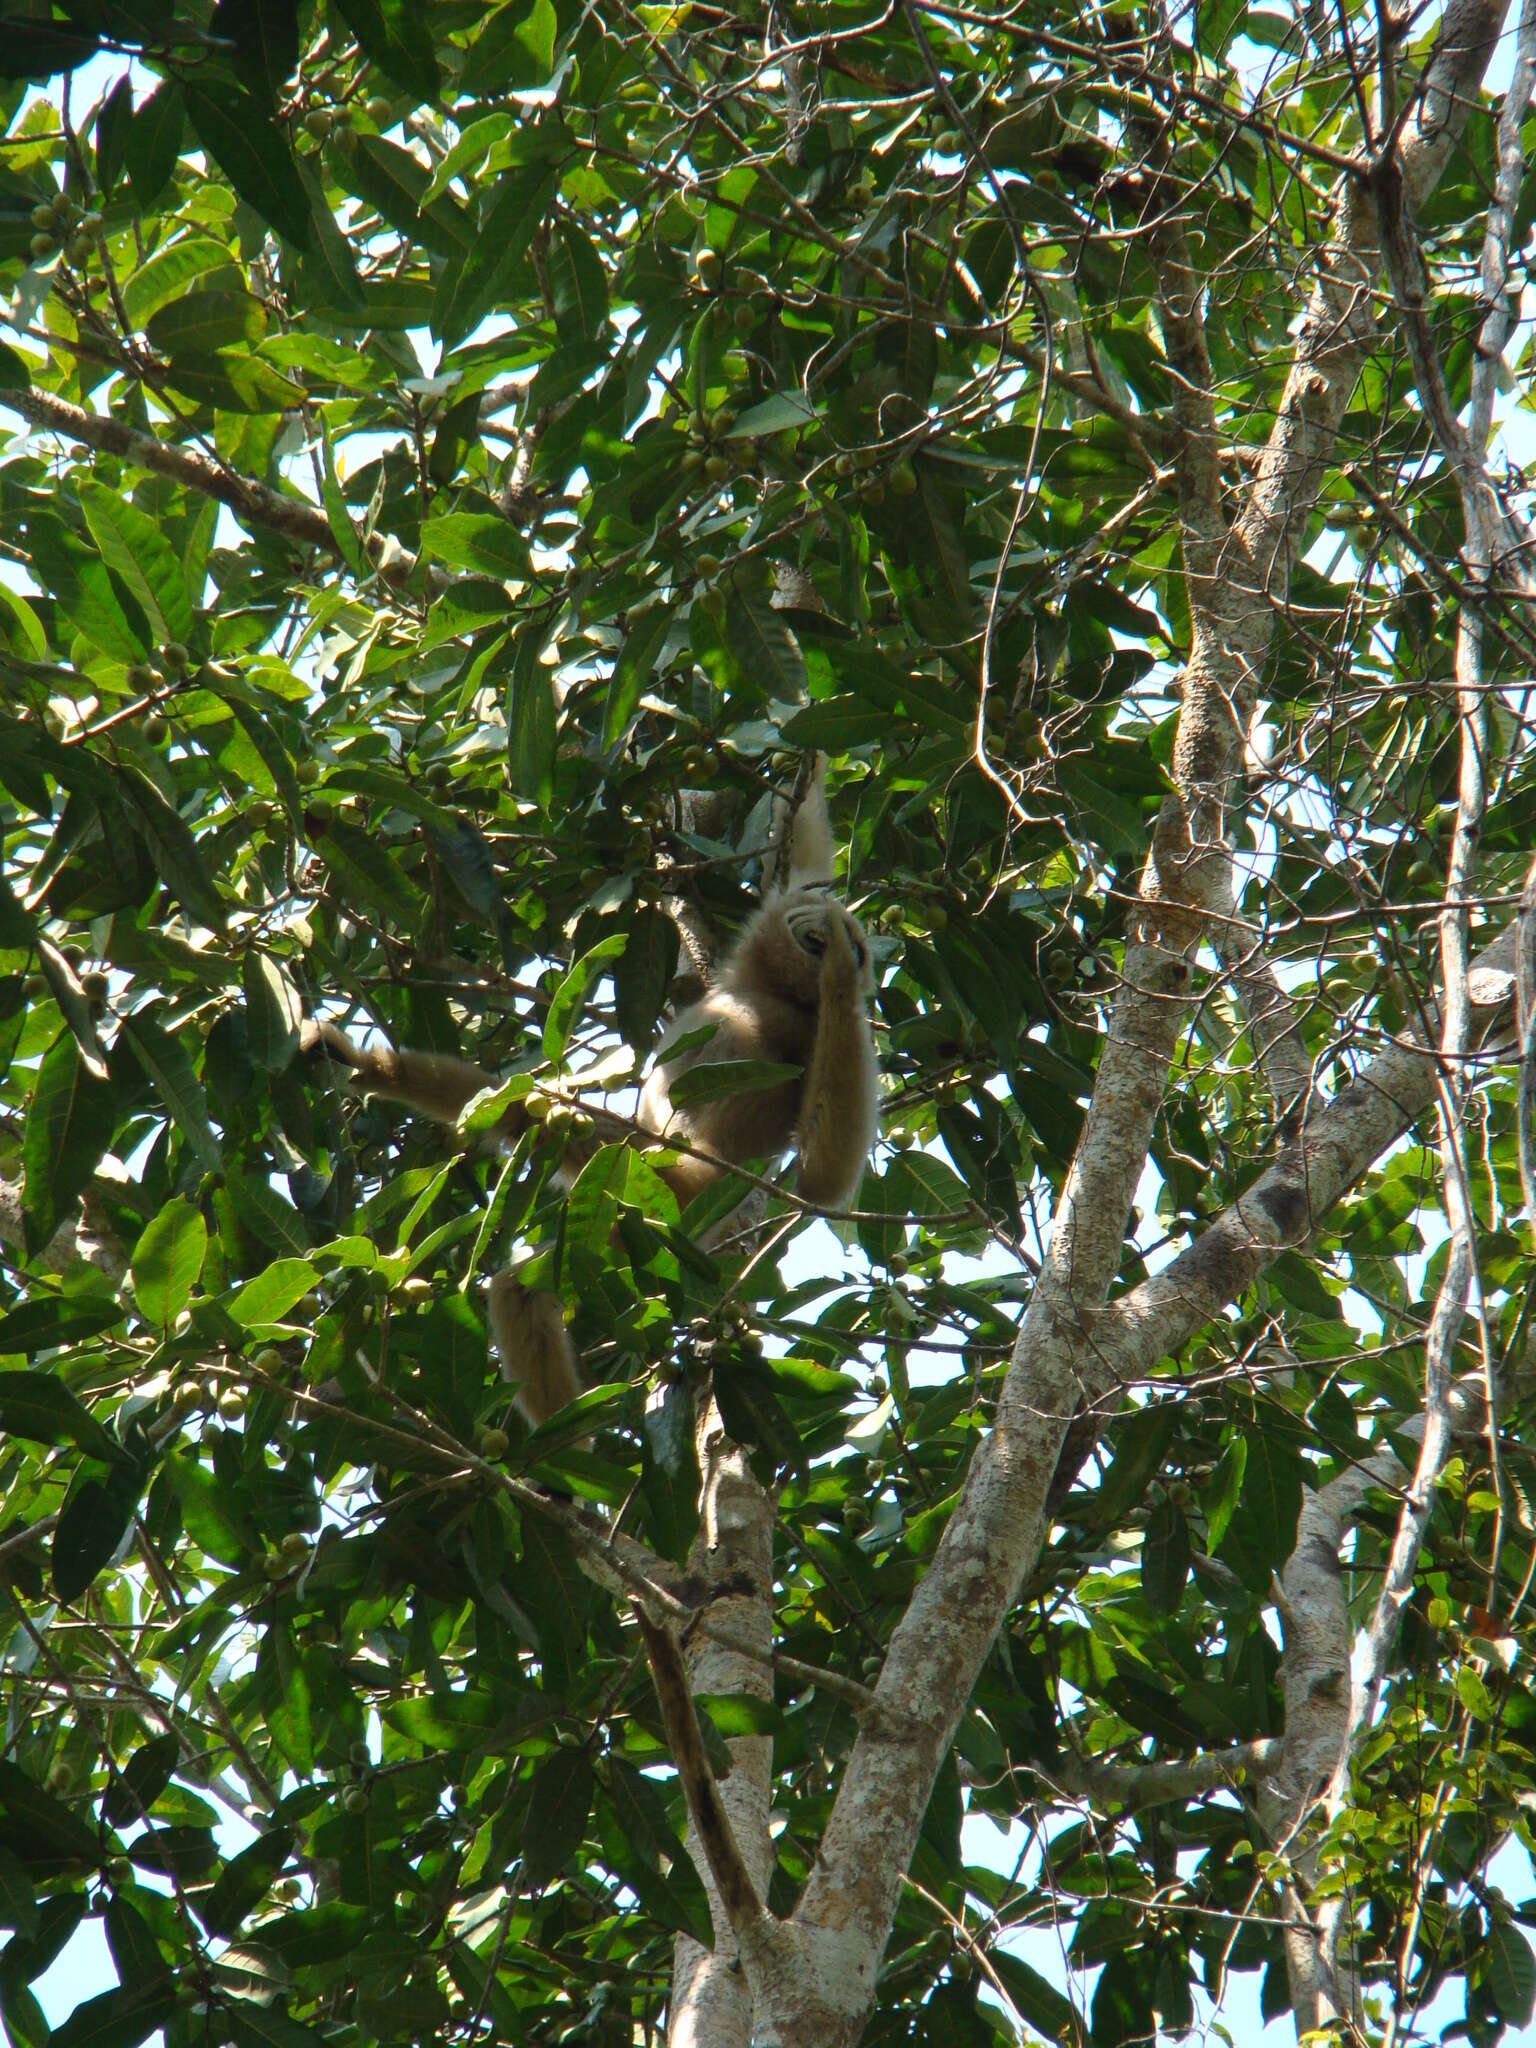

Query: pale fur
(301, 770), (878, 1426)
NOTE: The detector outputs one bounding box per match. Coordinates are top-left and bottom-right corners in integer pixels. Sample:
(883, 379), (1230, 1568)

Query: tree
(1, 1), (1535, 2043)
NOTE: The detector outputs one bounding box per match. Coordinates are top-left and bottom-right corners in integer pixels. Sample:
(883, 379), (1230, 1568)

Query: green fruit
(704, 454), (731, 484)
(217, 1389), (245, 1420)
(862, 480), (886, 506)
(304, 801), (333, 837)
(890, 459), (918, 496)
(140, 711), (169, 744)
(733, 300), (756, 332)
(342, 1785), (370, 1815)
(426, 761), (453, 794)
(126, 662), (154, 689)
(694, 247), (721, 285)
(280, 1531), (310, 1559)
(332, 105), (352, 128)
(296, 757), (320, 785)
(682, 447), (705, 475)
(708, 405), (736, 435)
(696, 551), (721, 577)
(304, 108), (332, 139)
(29, 232), (55, 259)
(366, 95), (392, 124)
(162, 641), (190, 671)
(349, 1740), (372, 1767)
(65, 234), (92, 263)
(251, 1348), (285, 1378)
(80, 210), (104, 234)
(476, 1425), (509, 1460)
(30, 202), (57, 230)
(172, 1379), (201, 1410)
(83, 971), (110, 1008)
(834, 453), (855, 479)
(935, 128), (962, 153)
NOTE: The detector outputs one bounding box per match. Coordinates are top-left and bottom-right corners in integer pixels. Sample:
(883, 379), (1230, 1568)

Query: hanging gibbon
(300, 769), (879, 1425)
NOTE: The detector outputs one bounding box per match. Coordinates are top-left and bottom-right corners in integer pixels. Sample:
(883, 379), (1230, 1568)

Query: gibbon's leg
(486, 1268), (583, 1426)
(300, 1019), (524, 1137)
(793, 918), (878, 1209)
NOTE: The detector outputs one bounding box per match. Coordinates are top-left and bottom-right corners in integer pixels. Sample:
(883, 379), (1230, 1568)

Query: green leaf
(123, 80), (184, 210)
(120, 1012), (222, 1173)
(507, 633), (557, 811)
(0, 1372), (123, 1464)
(383, 1692), (499, 1750)
(243, 950), (303, 1072)
(144, 289), (269, 357)
(333, 0), (442, 102)
(0, 1296), (118, 1357)
(25, 519), (148, 664)
(130, 1198), (207, 1330)
(100, 1733), (180, 1830)
(1141, 1494), (1190, 1617)
(433, 157), (557, 346)
(202, 1828), (294, 1939)
(21, 1031), (118, 1254)
(543, 934), (627, 1061)
(551, 220), (608, 342)
(211, 0), (300, 102)
(320, 817), (424, 930)
(667, 1059), (802, 1108)
(604, 600), (671, 749)
(1484, 1920), (1536, 2025)
(116, 763), (228, 933)
(183, 84), (312, 249)
(228, 1259), (318, 1328)
(0, 1760), (103, 1870)
(78, 481), (195, 645)
(54, 1461), (143, 1602)
(419, 514), (530, 580)
(641, 1377), (701, 1563)
(724, 583), (806, 697)
(161, 349), (305, 414)
(521, 1749), (593, 1892)
(614, 907), (679, 1052)
(46, 1976), (176, 2048)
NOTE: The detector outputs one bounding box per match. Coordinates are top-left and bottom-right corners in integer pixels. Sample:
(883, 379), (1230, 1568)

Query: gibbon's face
(778, 888), (875, 995)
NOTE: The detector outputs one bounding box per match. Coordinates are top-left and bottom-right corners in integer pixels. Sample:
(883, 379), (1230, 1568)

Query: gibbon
(300, 770), (879, 1426)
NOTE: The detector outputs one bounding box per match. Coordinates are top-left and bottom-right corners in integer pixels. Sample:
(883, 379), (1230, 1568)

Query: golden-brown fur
(301, 771), (878, 1426)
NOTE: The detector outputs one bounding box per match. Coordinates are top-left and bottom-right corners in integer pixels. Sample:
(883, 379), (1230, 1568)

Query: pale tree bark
(632, 7), (1514, 2044)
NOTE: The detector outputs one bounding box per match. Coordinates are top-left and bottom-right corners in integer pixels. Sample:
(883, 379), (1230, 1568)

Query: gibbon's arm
(487, 1268), (582, 1425)
(793, 918), (878, 1209)
(300, 1019), (527, 1138)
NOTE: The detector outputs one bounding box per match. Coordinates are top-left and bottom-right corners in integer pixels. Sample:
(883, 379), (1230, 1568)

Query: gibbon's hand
(298, 1017), (363, 1068)
(817, 910), (862, 999)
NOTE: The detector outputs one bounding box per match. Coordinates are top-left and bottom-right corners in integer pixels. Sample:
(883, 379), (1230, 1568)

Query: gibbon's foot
(486, 1268), (583, 1428)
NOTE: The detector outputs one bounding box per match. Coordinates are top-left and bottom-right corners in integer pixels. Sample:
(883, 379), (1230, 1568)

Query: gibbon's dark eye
(800, 925), (827, 957)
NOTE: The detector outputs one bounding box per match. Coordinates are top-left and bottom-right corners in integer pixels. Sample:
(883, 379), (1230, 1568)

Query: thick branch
(4, 385), (336, 555)
(637, 1608), (773, 1959)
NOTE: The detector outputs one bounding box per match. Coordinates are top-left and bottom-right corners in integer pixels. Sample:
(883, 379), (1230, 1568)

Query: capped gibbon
(300, 771), (879, 1426)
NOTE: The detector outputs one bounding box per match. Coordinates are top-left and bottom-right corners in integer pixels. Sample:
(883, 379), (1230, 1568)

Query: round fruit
(332, 105), (352, 128)
(30, 202), (57, 230)
(64, 234), (92, 264)
(29, 232), (55, 259)
(349, 1740), (372, 1767)
(696, 551), (721, 577)
(708, 405), (736, 435)
(140, 711), (169, 744)
(280, 1531), (310, 1559)
(80, 210), (104, 234)
(733, 300), (756, 332)
(476, 1425), (509, 1460)
(162, 641), (190, 671)
(705, 454), (731, 484)
(262, 1552), (289, 1580)
(862, 480), (886, 506)
(834, 453), (855, 478)
(890, 459), (918, 496)
(304, 801), (333, 837)
(343, 1785), (370, 1815)
(172, 1379), (201, 1410)
(217, 1389), (245, 1420)
(935, 128), (962, 153)
(126, 662), (154, 690)
(694, 247), (721, 285)
(304, 108), (332, 139)
(296, 757), (320, 785)
(682, 447), (705, 476)
(83, 970), (110, 1007)
(366, 95), (392, 124)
